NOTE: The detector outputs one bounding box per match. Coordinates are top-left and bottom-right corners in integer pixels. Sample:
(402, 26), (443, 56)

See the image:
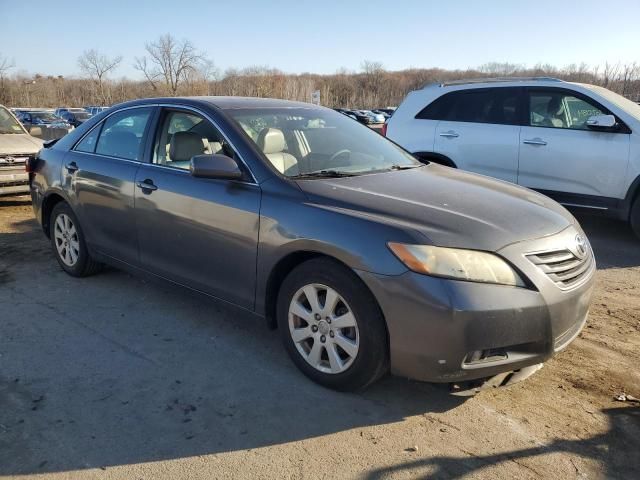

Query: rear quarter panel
(31, 147), (67, 229)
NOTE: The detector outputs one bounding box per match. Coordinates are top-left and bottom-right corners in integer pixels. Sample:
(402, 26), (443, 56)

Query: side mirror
(190, 154), (243, 180)
(586, 114), (617, 129)
(29, 126), (43, 138)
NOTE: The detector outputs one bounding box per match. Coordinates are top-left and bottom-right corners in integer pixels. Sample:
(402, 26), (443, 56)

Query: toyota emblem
(575, 234), (587, 259)
(5, 156), (15, 164)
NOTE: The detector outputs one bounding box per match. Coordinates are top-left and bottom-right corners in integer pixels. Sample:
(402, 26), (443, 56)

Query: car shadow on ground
(363, 406), (640, 479)
(0, 203), (637, 476)
(574, 212), (639, 269)
(0, 217), (466, 475)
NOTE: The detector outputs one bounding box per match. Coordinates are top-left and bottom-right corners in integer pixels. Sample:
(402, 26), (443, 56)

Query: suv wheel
(50, 202), (102, 277)
(277, 258), (388, 391)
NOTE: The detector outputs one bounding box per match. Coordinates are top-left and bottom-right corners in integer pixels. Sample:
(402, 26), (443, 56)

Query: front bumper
(0, 170), (29, 196)
(357, 225), (594, 383)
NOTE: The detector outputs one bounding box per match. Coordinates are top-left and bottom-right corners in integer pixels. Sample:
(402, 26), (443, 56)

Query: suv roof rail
(422, 76), (564, 89)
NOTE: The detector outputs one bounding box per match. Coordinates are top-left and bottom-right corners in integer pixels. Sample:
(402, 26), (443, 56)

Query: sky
(2, 0), (640, 79)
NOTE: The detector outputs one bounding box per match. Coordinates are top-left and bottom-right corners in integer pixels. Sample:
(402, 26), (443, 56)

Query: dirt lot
(0, 195), (639, 480)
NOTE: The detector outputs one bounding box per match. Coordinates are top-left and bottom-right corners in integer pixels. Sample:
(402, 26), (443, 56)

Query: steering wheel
(329, 149), (351, 163)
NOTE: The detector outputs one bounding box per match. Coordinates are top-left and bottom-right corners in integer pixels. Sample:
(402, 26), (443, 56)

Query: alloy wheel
(288, 283), (360, 374)
(53, 213), (80, 267)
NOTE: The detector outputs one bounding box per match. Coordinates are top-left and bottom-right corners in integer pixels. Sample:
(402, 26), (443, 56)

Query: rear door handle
(136, 179), (158, 192)
(523, 138), (547, 146)
(65, 161), (79, 173)
(439, 131), (459, 138)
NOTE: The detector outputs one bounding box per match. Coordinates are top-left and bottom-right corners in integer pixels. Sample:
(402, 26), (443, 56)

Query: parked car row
(334, 107), (395, 125)
(10, 105), (110, 140)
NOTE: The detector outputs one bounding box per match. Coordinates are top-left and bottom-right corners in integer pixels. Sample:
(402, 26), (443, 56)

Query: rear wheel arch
(413, 151), (457, 168)
(42, 192), (68, 238)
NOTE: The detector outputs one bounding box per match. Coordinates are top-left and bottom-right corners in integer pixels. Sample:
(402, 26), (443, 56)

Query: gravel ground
(0, 195), (639, 480)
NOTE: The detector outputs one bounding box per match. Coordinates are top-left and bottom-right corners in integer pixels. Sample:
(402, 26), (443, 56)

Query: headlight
(388, 242), (525, 287)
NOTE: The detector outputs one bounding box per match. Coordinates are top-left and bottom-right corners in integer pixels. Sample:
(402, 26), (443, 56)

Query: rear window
(416, 88), (521, 126)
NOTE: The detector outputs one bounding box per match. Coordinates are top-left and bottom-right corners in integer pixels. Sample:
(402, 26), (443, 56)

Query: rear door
(63, 106), (155, 265)
(518, 88), (630, 202)
(431, 87), (522, 183)
(134, 106), (261, 309)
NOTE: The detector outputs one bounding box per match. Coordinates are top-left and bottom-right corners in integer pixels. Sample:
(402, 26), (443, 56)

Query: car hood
(295, 164), (575, 252)
(0, 133), (43, 155)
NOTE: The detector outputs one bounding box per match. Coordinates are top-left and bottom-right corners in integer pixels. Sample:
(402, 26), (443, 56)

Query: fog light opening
(464, 348), (508, 365)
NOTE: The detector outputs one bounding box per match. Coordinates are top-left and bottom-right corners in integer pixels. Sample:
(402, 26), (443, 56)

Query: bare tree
(134, 34), (204, 96)
(0, 53), (15, 103)
(620, 62), (639, 96)
(78, 49), (122, 104)
(602, 61), (620, 88)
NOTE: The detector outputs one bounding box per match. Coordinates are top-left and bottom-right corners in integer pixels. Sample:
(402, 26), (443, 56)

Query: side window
(529, 91), (605, 130)
(417, 88), (521, 125)
(153, 110), (231, 170)
(95, 107), (152, 161)
(75, 125), (101, 153)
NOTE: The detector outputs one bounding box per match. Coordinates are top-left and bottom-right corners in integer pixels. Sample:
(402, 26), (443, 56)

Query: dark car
(15, 110), (73, 138)
(59, 109), (91, 127)
(342, 109), (372, 125)
(30, 97), (594, 392)
(374, 108), (395, 116)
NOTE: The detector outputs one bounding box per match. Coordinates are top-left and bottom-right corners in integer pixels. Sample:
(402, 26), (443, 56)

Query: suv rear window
(416, 88), (521, 126)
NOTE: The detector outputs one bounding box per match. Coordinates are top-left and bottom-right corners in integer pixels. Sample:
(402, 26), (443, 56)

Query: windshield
(589, 85), (640, 120)
(0, 107), (25, 134)
(73, 112), (91, 120)
(226, 107), (420, 177)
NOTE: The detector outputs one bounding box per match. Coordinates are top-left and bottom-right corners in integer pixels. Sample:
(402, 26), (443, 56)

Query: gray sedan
(29, 97), (594, 391)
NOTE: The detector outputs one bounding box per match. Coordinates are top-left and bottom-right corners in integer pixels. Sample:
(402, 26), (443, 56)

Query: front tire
(631, 196), (640, 240)
(49, 202), (102, 277)
(277, 258), (388, 391)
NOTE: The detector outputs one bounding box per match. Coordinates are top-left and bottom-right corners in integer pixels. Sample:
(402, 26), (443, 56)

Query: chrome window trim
(67, 151), (142, 165)
(71, 102), (259, 185)
(559, 202), (608, 211)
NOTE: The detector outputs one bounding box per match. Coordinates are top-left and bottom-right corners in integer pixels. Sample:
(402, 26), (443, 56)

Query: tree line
(1, 34), (639, 109)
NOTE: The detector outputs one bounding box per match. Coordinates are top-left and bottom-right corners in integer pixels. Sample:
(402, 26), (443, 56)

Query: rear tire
(631, 196), (640, 240)
(277, 258), (388, 391)
(49, 202), (102, 277)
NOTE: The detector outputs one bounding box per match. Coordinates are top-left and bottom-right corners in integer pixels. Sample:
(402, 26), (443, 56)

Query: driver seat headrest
(257, 128), (286, 154)
(169, 131), (206, 162)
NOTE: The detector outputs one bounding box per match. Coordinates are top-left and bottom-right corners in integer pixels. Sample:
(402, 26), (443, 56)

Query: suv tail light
(381, 122), (388, 137)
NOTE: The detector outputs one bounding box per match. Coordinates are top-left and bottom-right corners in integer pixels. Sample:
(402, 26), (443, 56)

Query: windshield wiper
(389, 164), (421, 170)
(293, 170), (357, 179)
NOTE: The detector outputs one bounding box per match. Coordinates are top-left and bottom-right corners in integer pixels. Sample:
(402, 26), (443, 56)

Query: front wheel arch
(413, 152), (457, 168)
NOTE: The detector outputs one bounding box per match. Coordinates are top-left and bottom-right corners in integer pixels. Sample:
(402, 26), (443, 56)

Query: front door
(134, 107), (261, 309)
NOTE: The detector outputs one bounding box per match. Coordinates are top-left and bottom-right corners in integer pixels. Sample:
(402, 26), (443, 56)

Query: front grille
(0, 154), (30, 168)
(526, 247), (594, 290)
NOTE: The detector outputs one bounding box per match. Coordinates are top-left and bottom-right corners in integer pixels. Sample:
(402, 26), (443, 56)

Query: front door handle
(439, 131), (459, 138)
(522, 138), (547, 146)
(136, 179), (158, 192)
(65, 161), (79, 173)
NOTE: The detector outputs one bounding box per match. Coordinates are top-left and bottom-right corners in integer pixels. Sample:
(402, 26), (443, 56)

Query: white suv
(385, 77), (640, 237)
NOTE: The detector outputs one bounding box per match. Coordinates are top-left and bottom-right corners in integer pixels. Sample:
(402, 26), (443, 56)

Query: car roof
(113, 96), (320, 111)
(420, 77), (577, 91)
